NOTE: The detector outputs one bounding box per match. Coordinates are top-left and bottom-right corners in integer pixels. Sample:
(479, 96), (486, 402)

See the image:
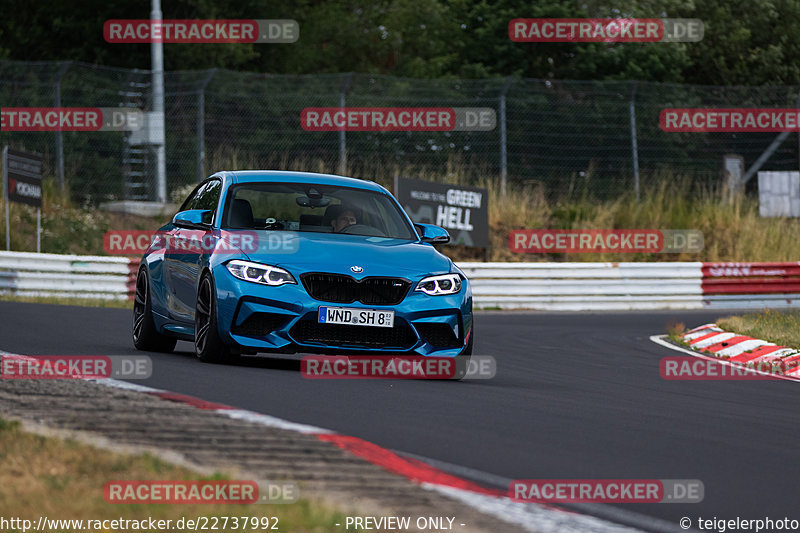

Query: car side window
(180, 183), (207, 211)
(184, 180), (222, 224)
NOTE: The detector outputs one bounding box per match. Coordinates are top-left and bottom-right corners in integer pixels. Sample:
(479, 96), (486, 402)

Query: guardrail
(1, 251), (799, 310)
(459, 261), (800, 310)
(0, 251), (138, 300)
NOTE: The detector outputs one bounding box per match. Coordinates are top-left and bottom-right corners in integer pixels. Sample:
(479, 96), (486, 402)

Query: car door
(165, 179), (222, 324)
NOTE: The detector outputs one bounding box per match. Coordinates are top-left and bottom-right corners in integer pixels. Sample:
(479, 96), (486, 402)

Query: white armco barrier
(0, 251), (138, 300)
(459, 262), (704, 310)
(459, 261), (800, 311)
(1, 251), (799, 311)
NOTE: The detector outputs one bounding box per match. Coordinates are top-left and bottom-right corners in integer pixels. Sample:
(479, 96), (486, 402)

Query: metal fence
(2, 59), (800, 204)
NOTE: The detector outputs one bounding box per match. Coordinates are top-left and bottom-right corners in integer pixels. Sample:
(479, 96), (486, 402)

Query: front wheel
(132, 267), (177, 353)
(194, 273), (234, 364)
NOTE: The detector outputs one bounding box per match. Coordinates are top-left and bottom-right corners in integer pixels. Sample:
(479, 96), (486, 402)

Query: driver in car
(330, 206), (358, 232)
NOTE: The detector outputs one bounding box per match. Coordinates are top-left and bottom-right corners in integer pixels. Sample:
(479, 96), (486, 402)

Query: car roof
(219, 170), (388, 193)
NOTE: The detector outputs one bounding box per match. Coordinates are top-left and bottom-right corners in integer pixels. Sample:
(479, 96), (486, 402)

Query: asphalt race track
(2, 301), (798, 530)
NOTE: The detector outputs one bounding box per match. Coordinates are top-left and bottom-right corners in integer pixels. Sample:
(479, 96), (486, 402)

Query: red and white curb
(651, 323), (800, 382)
(89, 378), (656, 533)
(0, 351), (664, 533)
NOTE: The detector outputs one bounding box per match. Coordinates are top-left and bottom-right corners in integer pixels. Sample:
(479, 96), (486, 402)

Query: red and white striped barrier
(701, 262), (800, 308)
(1, 251), (800, 310)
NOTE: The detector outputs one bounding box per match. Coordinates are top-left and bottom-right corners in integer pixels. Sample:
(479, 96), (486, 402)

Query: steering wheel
(262, 217), (284, 230)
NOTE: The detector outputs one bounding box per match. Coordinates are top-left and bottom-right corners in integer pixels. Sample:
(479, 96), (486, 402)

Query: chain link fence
(2, 59), (800, 204)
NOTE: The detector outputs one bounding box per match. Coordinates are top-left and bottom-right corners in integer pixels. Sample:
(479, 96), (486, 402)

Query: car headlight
(225, 260), (296, 286)
(415, 273), (462, 296)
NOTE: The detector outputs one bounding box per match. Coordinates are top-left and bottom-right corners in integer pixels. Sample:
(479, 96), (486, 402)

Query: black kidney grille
(301, 273), (410, 305)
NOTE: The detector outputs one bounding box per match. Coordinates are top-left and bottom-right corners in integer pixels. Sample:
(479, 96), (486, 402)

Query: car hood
(239, 231), (453, 278)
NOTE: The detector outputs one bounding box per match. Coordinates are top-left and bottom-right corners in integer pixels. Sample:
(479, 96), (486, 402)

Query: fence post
(3, 147), (8, 251)
(338, 73), (353, 175)
(53, 61), (72, 191)
(196, 68), (217, 182)
(499, 76), (513, 199)
(741, 89), (799, 185)
(630, 82), (640, 201)
(151, 0), (167, 203)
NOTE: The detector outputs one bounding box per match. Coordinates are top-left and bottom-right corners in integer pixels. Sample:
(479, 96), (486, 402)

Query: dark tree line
(2, 0), (800, 85)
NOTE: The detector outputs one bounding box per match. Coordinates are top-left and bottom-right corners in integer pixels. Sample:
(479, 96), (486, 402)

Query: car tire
(133, 267), (177, 353)
(194, 273), (234, 364)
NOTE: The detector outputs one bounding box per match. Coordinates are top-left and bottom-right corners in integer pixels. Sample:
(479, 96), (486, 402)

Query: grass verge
(0, 416), (351, 532)
(2, 163), (800, 263)
(717, 309), (800, 349)
(666, 321), (687, 344)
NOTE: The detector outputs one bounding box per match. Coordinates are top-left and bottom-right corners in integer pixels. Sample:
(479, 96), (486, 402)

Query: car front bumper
(213, 264), (473, 356)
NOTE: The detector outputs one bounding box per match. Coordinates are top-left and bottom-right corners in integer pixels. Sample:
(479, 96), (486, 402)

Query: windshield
(222, 182), (417, 240)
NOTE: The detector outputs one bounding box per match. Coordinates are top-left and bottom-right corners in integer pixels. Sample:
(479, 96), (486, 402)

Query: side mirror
(172, 209), (211, 229)
(414, 223), (450, 244)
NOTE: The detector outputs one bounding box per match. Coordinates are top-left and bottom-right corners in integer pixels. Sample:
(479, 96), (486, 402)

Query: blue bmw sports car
(133, 171), (473, 364)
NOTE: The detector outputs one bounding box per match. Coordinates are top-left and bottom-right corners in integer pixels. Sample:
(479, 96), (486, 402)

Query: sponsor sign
(5, 148), (42, 208)
(395, 177), (489, 249)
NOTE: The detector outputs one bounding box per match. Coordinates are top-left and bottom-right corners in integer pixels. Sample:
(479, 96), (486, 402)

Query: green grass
(0, 416), (355, 532)
(2, 160), (800, 264)
(717, 309), (800, 348)
(0, 177), (162, 255)
(666, 321), (688, 344)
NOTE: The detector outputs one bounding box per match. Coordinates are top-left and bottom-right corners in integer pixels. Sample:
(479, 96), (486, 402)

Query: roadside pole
(3, 146), (8, 251)
(3, 148), (44, 252)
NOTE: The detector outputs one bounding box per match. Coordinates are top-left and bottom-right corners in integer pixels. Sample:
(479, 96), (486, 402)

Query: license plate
(318, 306), (394, 328)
